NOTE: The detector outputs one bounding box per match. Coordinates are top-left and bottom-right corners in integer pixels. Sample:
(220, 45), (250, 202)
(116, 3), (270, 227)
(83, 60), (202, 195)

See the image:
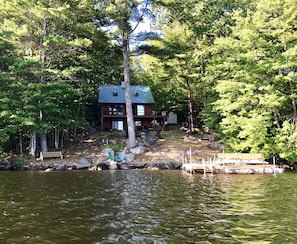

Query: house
(98, 84), (166, 132)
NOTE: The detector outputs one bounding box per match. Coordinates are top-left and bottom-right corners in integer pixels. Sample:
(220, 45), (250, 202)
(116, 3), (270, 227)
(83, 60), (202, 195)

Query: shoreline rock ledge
(0, 157), (182, 171)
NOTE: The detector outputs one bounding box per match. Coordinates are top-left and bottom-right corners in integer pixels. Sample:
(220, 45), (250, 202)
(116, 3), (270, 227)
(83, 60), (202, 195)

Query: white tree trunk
(54, 127), (59, 149)
(29, 131), (37, 157)
(186, 80), (194, 132)
(40, 133), (48, 152)
(123, 26), (136, 149)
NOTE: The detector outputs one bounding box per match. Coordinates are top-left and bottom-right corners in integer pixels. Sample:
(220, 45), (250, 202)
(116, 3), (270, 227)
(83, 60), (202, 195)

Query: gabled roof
(98, 85), (155, 104)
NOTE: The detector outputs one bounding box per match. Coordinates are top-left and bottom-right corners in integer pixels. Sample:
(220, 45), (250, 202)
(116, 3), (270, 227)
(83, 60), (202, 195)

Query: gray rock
(183, 135), (197, 142)
(143, 134), (158, 146)
(117, 162), (130, 170)
(96, 155), (109, 164)
(130, 146), (146, 154)
(125, 153), (135, 162)
(208, 142), (223, 149)
(108, 160), (118, 170)
(109, 139), (116, 145)
(75, 156), (92, 169)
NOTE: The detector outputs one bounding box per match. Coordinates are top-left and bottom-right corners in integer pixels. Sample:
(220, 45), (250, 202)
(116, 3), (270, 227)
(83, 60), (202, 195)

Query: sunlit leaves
(0, 0), (119, 154)
(210, 0), (297, 162)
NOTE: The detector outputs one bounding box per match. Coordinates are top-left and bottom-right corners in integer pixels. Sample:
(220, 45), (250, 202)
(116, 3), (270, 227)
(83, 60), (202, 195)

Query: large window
(137, 105), (145, 116)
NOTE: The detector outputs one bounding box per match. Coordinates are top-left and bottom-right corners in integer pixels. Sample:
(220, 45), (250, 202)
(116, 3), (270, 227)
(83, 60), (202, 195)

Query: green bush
(15, 156), (27, 165)
(106, 143), (125, 151)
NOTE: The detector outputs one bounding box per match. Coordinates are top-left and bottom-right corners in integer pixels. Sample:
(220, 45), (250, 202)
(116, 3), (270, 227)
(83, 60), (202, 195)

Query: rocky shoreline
(0, 159), (182, 171)
(0, 144), (183, 171)
(0, 131), (218, 172)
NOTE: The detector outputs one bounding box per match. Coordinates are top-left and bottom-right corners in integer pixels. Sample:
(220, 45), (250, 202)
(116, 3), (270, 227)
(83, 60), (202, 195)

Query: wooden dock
(182, 163), (284, 174)
(182, 153), (284, 174)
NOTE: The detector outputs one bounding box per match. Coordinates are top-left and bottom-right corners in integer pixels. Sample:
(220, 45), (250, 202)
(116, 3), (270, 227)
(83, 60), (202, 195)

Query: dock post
(210, 158), (213, 175)
(203, 158), (206, 176)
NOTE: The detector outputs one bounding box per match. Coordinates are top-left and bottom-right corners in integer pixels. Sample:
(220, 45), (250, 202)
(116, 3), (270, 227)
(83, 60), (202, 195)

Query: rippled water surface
(1, 170), (297, 243)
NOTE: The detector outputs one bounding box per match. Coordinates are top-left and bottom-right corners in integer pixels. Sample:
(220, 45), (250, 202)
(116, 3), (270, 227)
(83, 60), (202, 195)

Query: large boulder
(125, 153), (135, 162)
(130, 146), (146, 154)
(143, 134), (158, 146)
(75, 156), (92, 169)
(117, 162), (130, 170)
(96, 155), (110, 164)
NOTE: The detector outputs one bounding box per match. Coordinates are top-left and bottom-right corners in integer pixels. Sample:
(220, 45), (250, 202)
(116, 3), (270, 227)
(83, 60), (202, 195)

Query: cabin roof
(98, 85), (155, 104)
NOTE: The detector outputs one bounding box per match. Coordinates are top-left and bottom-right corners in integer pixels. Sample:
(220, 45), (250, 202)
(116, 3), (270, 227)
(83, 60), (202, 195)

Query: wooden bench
(217, 153), (264, 161)
(40, 151), (63, 161)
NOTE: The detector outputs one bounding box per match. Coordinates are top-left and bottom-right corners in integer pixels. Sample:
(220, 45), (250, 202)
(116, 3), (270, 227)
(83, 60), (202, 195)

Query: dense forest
(1, 0), (297, 164)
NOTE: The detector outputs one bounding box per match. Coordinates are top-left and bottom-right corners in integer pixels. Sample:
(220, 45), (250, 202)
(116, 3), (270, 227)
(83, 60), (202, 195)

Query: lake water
(0, 170), (296, 243)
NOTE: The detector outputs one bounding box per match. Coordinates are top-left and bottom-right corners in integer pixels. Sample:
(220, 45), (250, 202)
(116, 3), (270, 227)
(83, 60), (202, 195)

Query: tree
(136, 0), (239, 130)
(0, 30), (20, 156)
(143, 22), (204, 131)
(99, 0), (153, 149)
(210, 0), (297, 163)
(0, 0), (111, 156)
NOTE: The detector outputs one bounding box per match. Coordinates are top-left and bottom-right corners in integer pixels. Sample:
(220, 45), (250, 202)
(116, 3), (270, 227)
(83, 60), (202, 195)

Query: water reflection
(0, 171), (297, 243)
(215, 174), (297, 243)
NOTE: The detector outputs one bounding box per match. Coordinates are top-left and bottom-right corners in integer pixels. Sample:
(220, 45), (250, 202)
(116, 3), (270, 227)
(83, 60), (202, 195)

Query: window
(108, 104), (123, 115)
(112, 91), (118, 96)
(137, 105), (145, 116)
(112, 120), (123, 130)
(135, 121), (141, 126)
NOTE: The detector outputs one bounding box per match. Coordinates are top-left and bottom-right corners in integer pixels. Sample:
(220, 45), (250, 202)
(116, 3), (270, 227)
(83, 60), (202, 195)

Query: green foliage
(145, 0), (297, 164)
(275, 121), (297, 163)
(208, 0), (297, 163)
(134, 21), (205, 125)
(14, 156), (27, 166)
(0, 0), (122, 156)
(1, 0), (297, 165)
(106, 143), (126, 152)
